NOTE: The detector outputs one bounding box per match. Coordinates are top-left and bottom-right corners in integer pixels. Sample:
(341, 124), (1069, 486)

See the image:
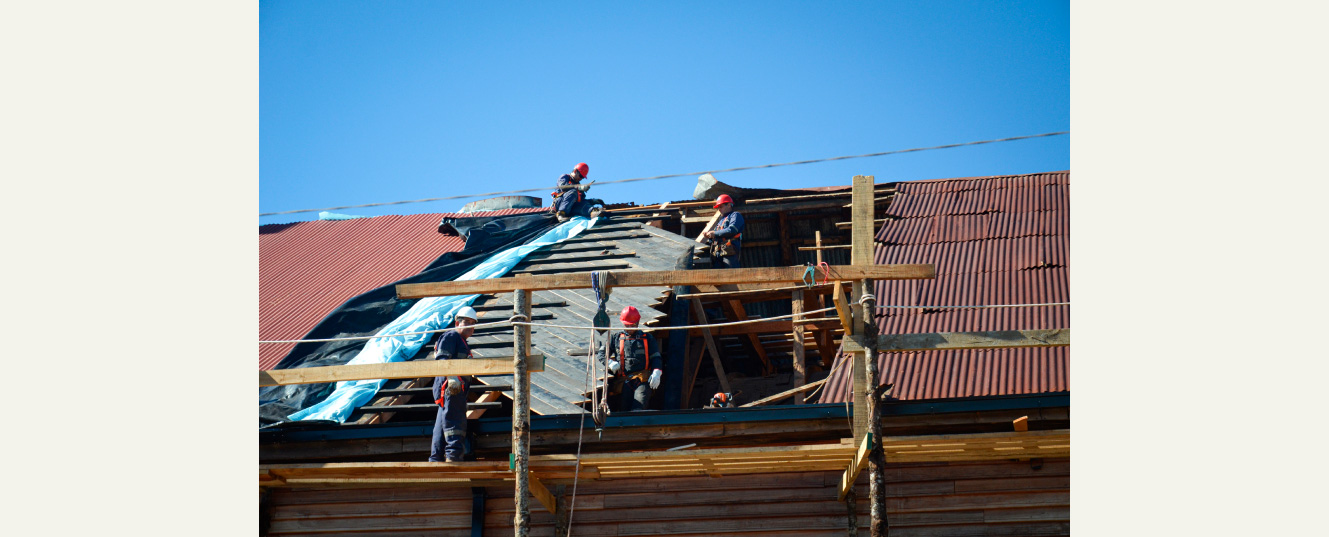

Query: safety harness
(433, 335), (472, 406)
(615, 332), (651, 383)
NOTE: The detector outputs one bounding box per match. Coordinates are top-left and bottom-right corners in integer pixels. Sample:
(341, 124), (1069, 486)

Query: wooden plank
(674, 281), (849, 302)
(466, 390), (505, 420)
(738, 378), (829, 407)
(798, 244), (853, 251)
(396, 264), (935, 298)
(838, 432), (874, 500)
(832, 282), (852, 336)
(259, 355), (544, 387)
(876, 329), (1070, 352)
(694, 211), (722, 243)
(529, 477), (557, 514)
(690, 298), (732, 394)
(849, 175), (874, 448)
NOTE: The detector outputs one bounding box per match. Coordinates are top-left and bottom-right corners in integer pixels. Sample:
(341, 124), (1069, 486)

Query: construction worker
(600, 306), (663, 411)
(708, 392), (735, 408)
(553, 162), (593, 221)
(703, 194), (745, 268)
(429, 306), (480, 463)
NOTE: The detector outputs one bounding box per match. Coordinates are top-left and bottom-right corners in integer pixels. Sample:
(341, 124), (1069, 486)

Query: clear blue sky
(260, 1), (1068, 225)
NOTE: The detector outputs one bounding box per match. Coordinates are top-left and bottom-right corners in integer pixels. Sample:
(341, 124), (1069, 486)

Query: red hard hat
(575, 162), (590, 178)
(619, 306), (640, 325)
(714, 194), (734, 208)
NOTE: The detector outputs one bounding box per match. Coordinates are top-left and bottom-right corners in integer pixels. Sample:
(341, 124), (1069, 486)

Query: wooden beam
(879, 329), (1070, 352)
(694, 211), (722, 243)
(1013, 416), (1029, 432)
(844, 329), (1070, 353)
(850, 175), (875, 448)
(466, 390), (505, 420)
(797, 244), (853, 251)
(738, 378), (829, 407)
(792, 290), (806, 404)
(691, 298), (732, 394)
(687, 319), (840, 338)
(838, 432), (873, 500)
(675, 281), (849, 303)
(719, 299), (773, 376)
(258, 355), (545, 387)
(396, 264), (935, 299)
(529, 477), (557, 514)
(832, 283), (852, 336)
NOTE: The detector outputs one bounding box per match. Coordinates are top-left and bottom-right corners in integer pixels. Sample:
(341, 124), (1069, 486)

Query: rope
(875, 302), (1069, 309)
(258, 131), (1069, 217)
(513, 306), (838, 333)
(257, 303), (1073, 344)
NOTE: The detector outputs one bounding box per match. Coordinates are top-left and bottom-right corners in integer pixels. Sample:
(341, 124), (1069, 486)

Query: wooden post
(845, 487), (858, 536)
(792, 289), (806, 404)
(553, 485), (570, 537)
(850, 175), (874, 446)
(512, 289), (532, 536)
(815, 230), (823, 265)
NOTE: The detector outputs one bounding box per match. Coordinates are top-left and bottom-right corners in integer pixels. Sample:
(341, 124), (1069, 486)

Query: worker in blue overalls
(703, 194), (745, 268)
(429, 306), (479, 462)
(553, 162), (594, 222)
(600, 306), (663, 411)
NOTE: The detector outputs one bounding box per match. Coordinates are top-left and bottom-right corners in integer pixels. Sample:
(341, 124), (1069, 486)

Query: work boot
(588, 206), (603, 218)
(556, 211), (569, 222)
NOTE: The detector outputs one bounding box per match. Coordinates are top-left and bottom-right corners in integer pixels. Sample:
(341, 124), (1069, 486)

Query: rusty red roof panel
(820, 171), (1070, 403)
(259, 214), (464, 370)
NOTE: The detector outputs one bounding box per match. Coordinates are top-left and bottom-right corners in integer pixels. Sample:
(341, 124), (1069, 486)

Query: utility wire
(259, 131), (1068, 217)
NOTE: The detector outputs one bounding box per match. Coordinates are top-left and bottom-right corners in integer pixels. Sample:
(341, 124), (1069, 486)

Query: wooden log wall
(494, 458), (1066, 536)
(263, 457), (1067, 536)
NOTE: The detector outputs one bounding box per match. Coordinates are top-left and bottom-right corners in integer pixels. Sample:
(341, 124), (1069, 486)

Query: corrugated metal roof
(821, 171), (1070, 402)
(434, 207), (550, 219)
(259, 214), (464, 370)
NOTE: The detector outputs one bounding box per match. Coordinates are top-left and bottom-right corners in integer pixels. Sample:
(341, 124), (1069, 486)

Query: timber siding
(264, 458), (1068, 536)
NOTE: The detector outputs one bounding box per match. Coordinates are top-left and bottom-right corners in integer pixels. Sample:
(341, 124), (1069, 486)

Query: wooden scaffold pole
(512, 289), (533, 536)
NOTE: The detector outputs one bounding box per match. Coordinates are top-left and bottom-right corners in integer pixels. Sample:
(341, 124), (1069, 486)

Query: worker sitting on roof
(598, 306), (663, 411)
(429, 306), (480, 463)
(552, 162), (602, 222)
(703, 194), (745, 269)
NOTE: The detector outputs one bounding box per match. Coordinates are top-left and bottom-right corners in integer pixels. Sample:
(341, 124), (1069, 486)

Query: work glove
(576, 183), (590, 192)
(648, 369), (662, 390)
(444, 377), (463, 396)
(608, 360), (621, 374)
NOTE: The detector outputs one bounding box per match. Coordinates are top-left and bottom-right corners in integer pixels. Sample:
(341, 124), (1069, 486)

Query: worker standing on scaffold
(704, 194), (745, 268)
(428, 306), (479, 463)
(553, 162), (595, 222)
(599, 306), (663, 411)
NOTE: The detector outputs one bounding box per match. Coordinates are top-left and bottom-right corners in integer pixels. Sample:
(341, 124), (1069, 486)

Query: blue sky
(260, 1), (1068, 224)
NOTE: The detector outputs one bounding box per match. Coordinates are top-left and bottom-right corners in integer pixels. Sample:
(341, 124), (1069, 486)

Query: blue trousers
(713, 253), (742, 269)
(429, 391), (470, 462)
(620, 376), (653, 411)
(554, 192), (583, 214)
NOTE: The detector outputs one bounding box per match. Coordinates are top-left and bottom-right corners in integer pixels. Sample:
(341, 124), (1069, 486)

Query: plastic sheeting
(284, 216), (598, 423)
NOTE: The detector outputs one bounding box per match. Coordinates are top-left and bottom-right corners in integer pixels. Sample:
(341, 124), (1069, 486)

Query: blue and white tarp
(288, 216), (597, 422)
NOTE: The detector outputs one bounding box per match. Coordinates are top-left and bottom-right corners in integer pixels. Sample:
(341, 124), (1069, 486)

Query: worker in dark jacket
(553, 162), (593, 221)
(429, 306), (480, 462)
(599, 306), (663, 411)
(703, 194), (745, 268)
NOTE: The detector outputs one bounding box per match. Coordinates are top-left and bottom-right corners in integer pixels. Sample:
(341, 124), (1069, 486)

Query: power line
(259, 131), (1069, 217)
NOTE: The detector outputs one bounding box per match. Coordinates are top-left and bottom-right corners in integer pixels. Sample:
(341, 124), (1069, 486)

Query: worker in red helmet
(703, 194), (745, 268)
(708, 392), (735, 408)
(598, 306), (663, 411)
(553, 162), (596, 222)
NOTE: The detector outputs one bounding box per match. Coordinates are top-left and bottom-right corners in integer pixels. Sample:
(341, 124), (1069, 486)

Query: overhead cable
(259, 131), (1069, 217)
